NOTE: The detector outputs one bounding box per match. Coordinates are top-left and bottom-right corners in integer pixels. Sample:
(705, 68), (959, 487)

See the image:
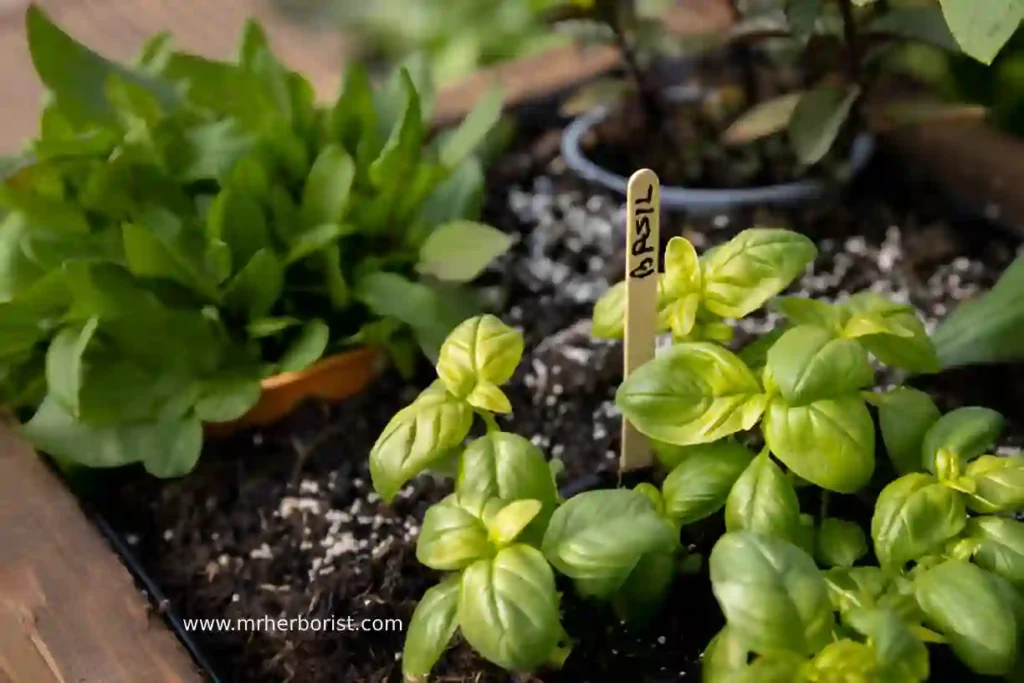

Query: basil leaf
(922, 406), (1005, 473)
(435, 314), (522, 413)
(845, 607), (930, 683)
(402, 578), (460, 681)
(766, 324), (874, 406)
(417, 493), (500, 570)
(771, 296), (845, 331)
(872, 473), (967, 570)
(806, 639), (877, 679)
(738, 653), (807, 682)
(816, 517), (868, 569)
(541, 489), (678, 598)
(965, 516), (1024, 584)
(737, 327), (786, 376)
(725, 451), (802, 543)
(700, 229), (817, 319)
(458, 544), (563, 672)
(914, 559), (1019, 675)
(300, 145), (355, 228)
(824, 566), (888, 613)
(964, 455), (1024, 514)
(439, 81), (503, 169)
(487, 499), (543, 548)
(709, 531), (834, 656)
(616, 342), (767, 447)
(369, 382), (474, 502)
(416, 220), (512, 283)
(592, 281), (626, 339)
(702, 627), (751, 683)
(875, 387), (941, 476)
(610, 550), (675, 626)
(661, 439), (755, 525)
(763, 395), (875, 494)
(662, 236), (701, 299)
(840, 293), (940, 373)
(456, 432), (558, 542)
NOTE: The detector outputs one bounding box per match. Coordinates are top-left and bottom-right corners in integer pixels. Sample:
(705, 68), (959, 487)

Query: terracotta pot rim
(259, 345), (381, 390)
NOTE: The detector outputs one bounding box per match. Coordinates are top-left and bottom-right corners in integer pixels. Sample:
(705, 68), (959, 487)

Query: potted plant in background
(554, 0), (1024, 214)
(0, 5), (512, 477)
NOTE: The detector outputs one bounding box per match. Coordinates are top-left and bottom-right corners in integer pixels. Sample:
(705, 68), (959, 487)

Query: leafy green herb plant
(1, 6), (511, 477)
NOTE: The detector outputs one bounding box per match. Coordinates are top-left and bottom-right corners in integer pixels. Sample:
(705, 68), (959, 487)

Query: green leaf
(939, 0), (1023, 65)
(45, 318), (99, 418)
(277, 320), (329, 374)
(723, 93), (803, 146)
(178, 119), (254, 182)
(763, 395), (875, 494)
(369, 382), (474, 502)
(816, 518), (868, 568)
(330, 62), (376, 153)
(246, 317), (300, 338)
(922, 406), (1005, 473)
(788, 84), (860, 166)
(700, 229), (817, 319)
(875, 387), (941, 476)
(160, 54), (274, 131)
(206, 189), (269, 269)
(737, 327), (787, 377)
(416, 221), (512, 283)
(456, 432), (559, 526)
(611, 550), (675, 626)
(662, 236), (702, 299)
(766, 324), (874, 406)
(709, 531), (834, 656)
(915, 559), (1019, 675)
(932, 256), (1024, 367)
(846, 607), (931, 683)
(488, 499), (543, 547)
(725, 450), (802, 543)
(661, 439), (755, 525)
(26, 6), (179, 125)
(592, 280), (626, 339)
(702, 627), (752, 683)
(616, 342), (767, 447)
(417, 494), (498, 570)
(966, 516), (1024, 584)
(194, 375), (262, 423)
(824, 566), (888, 613)
(121, 222), (218, 301)
(439, 82), (503, 169)
(872, 473), (967, 569)
(22, 396), (202, 476)
(964, 455), (1024, 514)
(300, 145), (355, 228)
(840, 294), (940, 374)
(369, 69), (424, 188)
(541, 489), (678, 598)
(458, 544), (563, 672)
(435, 315), (523, 414)
(869, 5), (961, 53)
(223, 249), (283, 320)
(418, 157), (485, 226)
(771, 296), (845, 330)
(402, 578), (460, 681)
(284, 223), (351, 265)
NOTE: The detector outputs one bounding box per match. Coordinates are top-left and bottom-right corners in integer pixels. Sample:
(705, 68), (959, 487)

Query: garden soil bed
(79, 120), (1024, 683)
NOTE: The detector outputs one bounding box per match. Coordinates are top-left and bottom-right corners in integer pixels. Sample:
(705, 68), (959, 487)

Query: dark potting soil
(82, 127), (1024, 683)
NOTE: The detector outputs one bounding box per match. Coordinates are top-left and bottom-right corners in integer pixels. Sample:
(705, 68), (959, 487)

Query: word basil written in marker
(630, 183), (656, 279)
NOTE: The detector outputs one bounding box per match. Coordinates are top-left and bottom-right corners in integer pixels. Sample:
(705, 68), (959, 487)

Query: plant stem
(837, 0), (862, 86)
(477, 411), (500, 434)
(819, 490), (831, 521)
(610, 19), (662, 121)
(726, 0), (759, 106)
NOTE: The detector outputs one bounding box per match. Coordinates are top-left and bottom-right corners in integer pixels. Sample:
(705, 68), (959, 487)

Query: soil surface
(81, 120), (1024, 683)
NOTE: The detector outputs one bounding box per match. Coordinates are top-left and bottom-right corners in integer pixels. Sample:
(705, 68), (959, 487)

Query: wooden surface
(0, 422), (202, 682)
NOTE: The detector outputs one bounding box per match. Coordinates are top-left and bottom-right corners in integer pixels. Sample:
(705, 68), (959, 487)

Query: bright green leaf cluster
(5, 7), (511, 476)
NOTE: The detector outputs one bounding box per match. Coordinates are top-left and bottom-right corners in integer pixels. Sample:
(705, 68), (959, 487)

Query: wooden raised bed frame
(0, 2), (732, 680)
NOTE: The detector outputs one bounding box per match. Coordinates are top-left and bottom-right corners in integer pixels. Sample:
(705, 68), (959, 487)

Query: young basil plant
(602, 227), (940, 495)
(9, 8), (512, 478)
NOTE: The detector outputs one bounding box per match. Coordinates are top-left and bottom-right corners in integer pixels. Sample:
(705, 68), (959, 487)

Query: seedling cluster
(371, 224), (1024, 680)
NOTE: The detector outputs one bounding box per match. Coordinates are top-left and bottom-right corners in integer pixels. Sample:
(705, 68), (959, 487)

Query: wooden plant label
(620, 168), (660, 472)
